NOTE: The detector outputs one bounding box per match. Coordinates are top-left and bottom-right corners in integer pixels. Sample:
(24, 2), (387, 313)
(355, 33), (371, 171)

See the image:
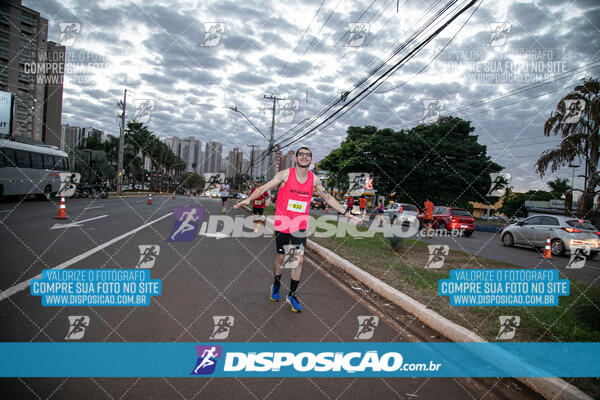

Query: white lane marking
(0, 212), (173, 302)
(0, 210), (10, 213)
(50, 215), (108, 230)
(83, 206), (104, 210)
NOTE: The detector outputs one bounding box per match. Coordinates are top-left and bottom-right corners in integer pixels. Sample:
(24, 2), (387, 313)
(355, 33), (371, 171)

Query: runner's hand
(233, 199), (250, 209)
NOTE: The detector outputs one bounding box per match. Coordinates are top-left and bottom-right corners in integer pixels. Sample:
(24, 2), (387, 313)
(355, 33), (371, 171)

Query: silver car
(384, 202), (419, 226)
(501, 215), (600, 257)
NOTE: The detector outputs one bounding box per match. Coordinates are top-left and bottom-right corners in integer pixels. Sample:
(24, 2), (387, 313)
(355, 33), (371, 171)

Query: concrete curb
(306, 240), (591, 400)
(245, 207), (591, 400)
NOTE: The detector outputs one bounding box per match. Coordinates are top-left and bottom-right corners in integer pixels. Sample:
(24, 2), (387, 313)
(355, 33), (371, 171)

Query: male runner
(423, 198), (434, 238)
(359, 196), (367, 217)
(234, 147), (362, 312)
(220, 181), (230, 213)
(346, 195), (354, 214)
(249, 180), (269, 232)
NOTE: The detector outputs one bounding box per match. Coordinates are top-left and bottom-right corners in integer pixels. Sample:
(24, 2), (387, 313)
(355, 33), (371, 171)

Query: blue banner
(30, 269), (161, 306)
(439, 269), (569, 306)
(0, 342), (598, 377)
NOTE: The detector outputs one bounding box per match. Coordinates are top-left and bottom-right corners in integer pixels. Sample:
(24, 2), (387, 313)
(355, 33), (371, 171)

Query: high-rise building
(227, 147), (243, 179)
(0, 1), (65, 143)
(60, 123), (81, 152)
(241, 158), (249, 177)
(250, 147), (268, 179)
(42, 41), (65, 147)
(181, 137), (202, 173)
(204, 141), (222, 173)
(281, 149), (295, 170)
(81, 127), (103, 142)
(165, 137), (182, 158)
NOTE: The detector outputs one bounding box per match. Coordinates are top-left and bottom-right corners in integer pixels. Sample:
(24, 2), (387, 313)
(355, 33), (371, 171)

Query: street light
(228, 106), (269, 140)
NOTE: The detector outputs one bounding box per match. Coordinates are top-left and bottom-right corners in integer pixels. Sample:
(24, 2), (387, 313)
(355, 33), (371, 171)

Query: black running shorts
(252, 207), (264, 215)
(275, 230), (307, 254)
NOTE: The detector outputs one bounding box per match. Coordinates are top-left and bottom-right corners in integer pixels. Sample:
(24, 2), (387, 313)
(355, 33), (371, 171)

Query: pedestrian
(359, 195), (367, 218)
(235, 147), (362, 312)
(423, 197), (434, 238)
(346, 195), (354, 214)
(376, 200), (385, 227)
(250, 180), (269, 232)
(220, 181), (230, 213)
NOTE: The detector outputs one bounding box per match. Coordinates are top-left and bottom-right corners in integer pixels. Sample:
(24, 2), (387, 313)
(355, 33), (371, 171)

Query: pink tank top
(274, 168), (314, 233)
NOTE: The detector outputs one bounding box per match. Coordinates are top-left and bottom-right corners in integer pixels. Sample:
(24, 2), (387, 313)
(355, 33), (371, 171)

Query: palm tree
(536, 77), (600, 218)
(548, 178), (571, 198)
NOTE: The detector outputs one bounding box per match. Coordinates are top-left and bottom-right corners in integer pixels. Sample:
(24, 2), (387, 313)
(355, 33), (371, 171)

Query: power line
(277, 0), (478, 151)
(252, 0), (469, 167)
(271, 0), (462, 151)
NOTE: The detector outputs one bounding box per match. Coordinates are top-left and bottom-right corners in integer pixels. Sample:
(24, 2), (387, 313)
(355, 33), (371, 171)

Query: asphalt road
(310, 208), (600, 287)
(0, 196), (541, 399)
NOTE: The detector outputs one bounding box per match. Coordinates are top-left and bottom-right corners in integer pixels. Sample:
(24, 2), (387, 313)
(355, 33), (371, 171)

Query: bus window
(31, 152), (43, 169)
(43, 153), (53, 169)
(15, 150), (31, 168)
(2, 148), (16, 167)
(59, 157), (69, 171)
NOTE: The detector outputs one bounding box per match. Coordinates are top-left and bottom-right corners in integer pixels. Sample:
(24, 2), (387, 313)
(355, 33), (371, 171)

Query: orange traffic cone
(147, 193), (152, 205)
(172, 193), (176, 199)
(325, 205), (329, 213)
(56, 196), (67, 219)
(543, 235), (552, 259)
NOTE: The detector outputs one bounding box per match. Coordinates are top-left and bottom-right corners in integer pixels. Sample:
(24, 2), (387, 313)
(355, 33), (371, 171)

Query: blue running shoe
(286, 295), (302, 312)
(269, 285), (280, 302)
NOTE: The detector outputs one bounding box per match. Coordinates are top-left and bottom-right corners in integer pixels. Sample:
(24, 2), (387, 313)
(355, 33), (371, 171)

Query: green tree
(73, 149), (113, 184)
(536, 77), (600, 218)
(547, 178), (570, 198)
(179, 172), (205, 192)
(81, 132), (104, 151)
(319, 117), (503, 208)
(499, 190), (554, 218)
(103, 135), (119, 166)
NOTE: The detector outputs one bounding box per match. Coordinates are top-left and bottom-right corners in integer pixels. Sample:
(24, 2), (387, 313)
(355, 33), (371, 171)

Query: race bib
(287, 199), (307, 213)
(255, 200), (263, 206)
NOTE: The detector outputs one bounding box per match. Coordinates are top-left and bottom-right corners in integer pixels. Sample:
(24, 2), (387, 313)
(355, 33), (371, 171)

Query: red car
(419, 206), (475, 236)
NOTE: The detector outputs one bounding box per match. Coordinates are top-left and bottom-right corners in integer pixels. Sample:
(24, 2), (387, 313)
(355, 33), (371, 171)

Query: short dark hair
(295, 147), (312, 157)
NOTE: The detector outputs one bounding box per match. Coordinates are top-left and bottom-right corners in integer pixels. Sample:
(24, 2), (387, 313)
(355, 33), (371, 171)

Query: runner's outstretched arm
(314, 176), (362, 225)
(233, 170), (287, 209)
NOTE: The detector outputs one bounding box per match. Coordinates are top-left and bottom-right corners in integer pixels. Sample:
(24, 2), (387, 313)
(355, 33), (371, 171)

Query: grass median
(310, 222), (600, 343)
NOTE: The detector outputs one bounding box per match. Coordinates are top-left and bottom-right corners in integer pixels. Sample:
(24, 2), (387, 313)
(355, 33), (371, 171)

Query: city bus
(0, 138), (79, 199)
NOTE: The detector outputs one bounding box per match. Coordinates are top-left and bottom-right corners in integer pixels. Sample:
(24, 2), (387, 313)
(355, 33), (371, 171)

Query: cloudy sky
(24, 0), (600, 192)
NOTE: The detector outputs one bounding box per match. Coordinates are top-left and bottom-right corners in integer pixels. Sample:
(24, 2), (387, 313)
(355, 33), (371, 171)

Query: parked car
(384, 202), (420, 226)
(311, 197), (326, 209)
(501, 215), (600, 257)
(419, 206), (476, 236)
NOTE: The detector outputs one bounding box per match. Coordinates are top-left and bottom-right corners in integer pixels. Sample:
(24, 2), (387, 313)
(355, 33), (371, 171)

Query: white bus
(0, 138), (80, 199)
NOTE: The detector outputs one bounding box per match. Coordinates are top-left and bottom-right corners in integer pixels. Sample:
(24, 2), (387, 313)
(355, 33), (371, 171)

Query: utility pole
(247, 144), (259, 178)
(264, 94), (285, 180)
(117, 89), (127, 194)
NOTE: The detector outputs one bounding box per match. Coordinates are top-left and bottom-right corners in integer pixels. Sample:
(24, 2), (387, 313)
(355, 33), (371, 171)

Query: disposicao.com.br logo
(191, 348), (441, 376)
(186, 214), (420, 240)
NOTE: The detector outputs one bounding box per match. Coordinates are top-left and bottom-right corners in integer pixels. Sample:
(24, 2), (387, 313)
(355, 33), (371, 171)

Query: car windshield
(313, 197), (322, 201)
(451, 209), (472, 217)
(566, 220), (597, 230)
(401, 204), (418, 211)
